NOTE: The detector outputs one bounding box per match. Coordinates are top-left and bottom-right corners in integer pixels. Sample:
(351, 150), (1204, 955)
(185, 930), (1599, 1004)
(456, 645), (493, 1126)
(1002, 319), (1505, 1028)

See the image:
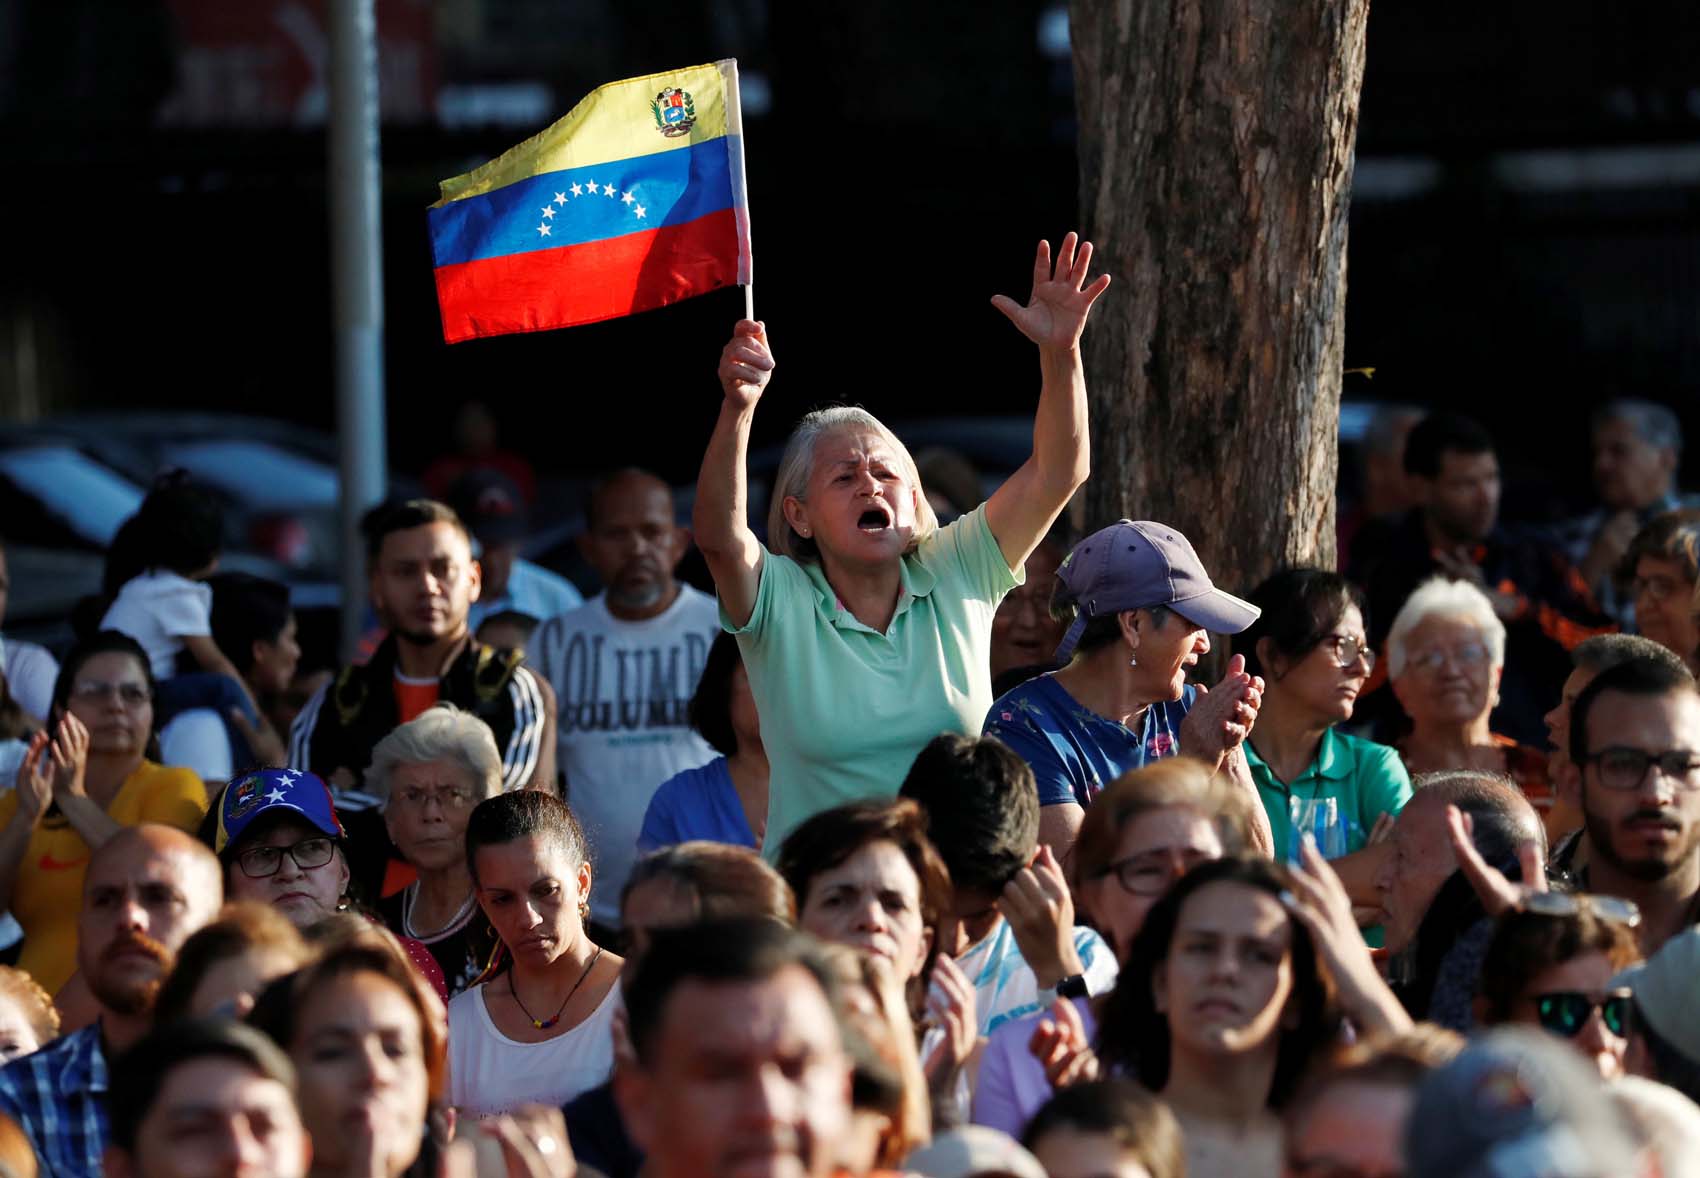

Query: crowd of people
(0, 232), (1695, 1177)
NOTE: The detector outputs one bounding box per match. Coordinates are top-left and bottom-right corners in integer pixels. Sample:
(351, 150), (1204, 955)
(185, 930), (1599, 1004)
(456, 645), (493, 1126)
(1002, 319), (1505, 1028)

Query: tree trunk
(1070, 0), (1368, 599)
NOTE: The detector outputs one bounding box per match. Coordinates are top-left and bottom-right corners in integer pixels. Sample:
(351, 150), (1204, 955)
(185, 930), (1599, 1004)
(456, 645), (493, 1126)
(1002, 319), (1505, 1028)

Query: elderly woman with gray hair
(372, 703), (505, 997)
(1388, 577), (1551, 819)
(695, 234), (1111, 856)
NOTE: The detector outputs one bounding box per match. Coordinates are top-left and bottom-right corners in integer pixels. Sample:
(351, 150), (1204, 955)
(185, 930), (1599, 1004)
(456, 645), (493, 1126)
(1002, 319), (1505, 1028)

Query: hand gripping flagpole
(724, 59), (754, 322)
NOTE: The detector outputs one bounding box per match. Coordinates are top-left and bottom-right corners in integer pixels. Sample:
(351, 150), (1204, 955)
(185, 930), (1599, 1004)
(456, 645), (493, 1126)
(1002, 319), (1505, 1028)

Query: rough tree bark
(1070, 0), (1369, 596)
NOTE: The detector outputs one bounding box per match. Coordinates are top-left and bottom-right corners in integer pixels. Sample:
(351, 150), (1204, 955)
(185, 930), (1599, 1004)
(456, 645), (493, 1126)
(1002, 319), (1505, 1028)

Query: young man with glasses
(1565, 658), (1700, 955)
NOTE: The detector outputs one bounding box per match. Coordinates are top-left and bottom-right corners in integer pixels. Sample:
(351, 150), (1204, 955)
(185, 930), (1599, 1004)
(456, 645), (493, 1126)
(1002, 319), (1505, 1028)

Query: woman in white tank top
(447, 791), (625, 1116)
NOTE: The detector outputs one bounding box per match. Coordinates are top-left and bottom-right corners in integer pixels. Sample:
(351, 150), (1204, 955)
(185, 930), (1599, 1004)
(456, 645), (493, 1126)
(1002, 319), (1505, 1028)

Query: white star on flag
(603, 184), (616, 197)
(553, 192), (567, 205)
(570, 182), (583, 197)
(541, 206), (555, 218)
(621, 191), (635, 205)
(538, 223), (551, 236)
(265, 788), (287, 804)
(583, 179), (595, 193)
(633, 205), (646, 219)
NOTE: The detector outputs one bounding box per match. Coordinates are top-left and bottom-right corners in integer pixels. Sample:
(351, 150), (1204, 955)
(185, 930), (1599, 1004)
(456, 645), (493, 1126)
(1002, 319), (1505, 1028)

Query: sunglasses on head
(1533, 990), (1632, 1039)
(1519, 891), (1641, 928)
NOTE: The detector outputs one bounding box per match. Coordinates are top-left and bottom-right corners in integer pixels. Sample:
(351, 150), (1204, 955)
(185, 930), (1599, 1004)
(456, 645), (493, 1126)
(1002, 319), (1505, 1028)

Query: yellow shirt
(0, 761), (207, 995)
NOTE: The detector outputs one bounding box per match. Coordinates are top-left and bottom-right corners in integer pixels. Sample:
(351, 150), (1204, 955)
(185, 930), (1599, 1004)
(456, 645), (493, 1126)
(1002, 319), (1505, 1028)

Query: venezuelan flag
(429, 60), (751, 343)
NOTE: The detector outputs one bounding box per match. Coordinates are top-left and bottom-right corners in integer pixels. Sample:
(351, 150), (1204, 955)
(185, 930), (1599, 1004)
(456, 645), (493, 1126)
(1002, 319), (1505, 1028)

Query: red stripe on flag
(433, 207), (741, 343)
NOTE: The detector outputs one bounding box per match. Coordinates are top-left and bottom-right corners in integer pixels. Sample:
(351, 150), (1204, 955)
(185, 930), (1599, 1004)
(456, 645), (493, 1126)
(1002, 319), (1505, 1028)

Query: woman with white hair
(372, 703), (505, 997)
(695, 234), (1111, 854)
(1388, 576), (1550, 814)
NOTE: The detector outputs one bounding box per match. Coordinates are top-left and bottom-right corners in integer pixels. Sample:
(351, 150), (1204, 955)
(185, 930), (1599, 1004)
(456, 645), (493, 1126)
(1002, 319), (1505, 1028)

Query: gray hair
(1593, 399), (1683, 454)
(368, 703), (503, 808)
(1411, 769), (1546, 862)
(766, 406), (939, 564)
(1386, 577), (1507, 679)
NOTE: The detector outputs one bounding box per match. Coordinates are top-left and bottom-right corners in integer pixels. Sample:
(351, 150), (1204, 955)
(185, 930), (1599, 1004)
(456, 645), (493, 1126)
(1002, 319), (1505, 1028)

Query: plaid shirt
(0, 1024), (107, 1178)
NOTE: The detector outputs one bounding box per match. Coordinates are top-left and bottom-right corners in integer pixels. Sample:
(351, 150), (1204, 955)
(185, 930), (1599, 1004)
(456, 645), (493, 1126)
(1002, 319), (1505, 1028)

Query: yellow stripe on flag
(434, 60), (740, 206)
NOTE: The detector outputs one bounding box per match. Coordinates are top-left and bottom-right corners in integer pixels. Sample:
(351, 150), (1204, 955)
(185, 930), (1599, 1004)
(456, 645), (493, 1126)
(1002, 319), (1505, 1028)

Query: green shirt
(725, 503), (1020, 857)
(1243, 726), (1413, 862)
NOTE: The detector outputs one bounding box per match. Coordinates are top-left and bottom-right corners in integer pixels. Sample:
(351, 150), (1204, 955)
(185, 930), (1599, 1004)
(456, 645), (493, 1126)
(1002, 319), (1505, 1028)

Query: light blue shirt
(471, 558), (584, 628)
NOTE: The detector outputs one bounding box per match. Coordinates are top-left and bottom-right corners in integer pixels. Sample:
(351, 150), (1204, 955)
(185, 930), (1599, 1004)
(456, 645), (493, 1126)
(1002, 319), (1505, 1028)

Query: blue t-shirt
(636, 756), (758, 852)
(983, 674), (1196, 808)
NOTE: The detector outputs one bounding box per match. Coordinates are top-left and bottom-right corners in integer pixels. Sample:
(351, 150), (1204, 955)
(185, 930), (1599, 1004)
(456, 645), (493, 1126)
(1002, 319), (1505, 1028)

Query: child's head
(897, 733), (1037, 955)
(131, 474), (225, 579)
(475, 609), (539, 654)
(1022, 1080), (1184, 1178)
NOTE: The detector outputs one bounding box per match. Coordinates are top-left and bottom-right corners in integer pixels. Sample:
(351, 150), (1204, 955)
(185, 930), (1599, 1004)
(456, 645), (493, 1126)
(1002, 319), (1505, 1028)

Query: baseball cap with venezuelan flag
(215, 768), (344, 855)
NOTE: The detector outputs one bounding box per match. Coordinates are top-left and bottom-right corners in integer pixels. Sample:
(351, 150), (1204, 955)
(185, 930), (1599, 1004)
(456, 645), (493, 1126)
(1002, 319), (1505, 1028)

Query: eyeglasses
(1321, 634), (1376, 672)
(70, 681), (152, 706)
(1520, 891), (1641, 927)
(1578, 746), (1700, 792)
(236, 836), (336, 879)
(1405, 643), (1490, 675)
(1097, 848), (1214, 896)
(1632, 575), (1689, 603)
(392, 784), (480, 810)
(1533, 990), (1632, 1039)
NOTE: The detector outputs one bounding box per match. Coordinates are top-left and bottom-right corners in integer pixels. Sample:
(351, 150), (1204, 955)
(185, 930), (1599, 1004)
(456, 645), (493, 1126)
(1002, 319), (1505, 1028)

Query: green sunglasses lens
(1536, 993), (1589, 1036)
(1602, 995), (1631, 1037)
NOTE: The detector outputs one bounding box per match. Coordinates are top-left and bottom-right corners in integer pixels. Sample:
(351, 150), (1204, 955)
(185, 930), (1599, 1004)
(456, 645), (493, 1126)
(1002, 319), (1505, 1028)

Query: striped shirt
(957, 919), (1118, 1036)
(0, 1024), (106, 1178)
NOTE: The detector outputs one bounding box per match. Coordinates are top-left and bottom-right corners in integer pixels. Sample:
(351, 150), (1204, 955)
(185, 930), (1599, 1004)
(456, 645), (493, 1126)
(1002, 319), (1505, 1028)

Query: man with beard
(1565, 658), (1700, 955)
(1349, 413), (1611, 746)
(0, 825), (222, 1178)
(288, 499), (555, 897)
(532, 470), (719, 941)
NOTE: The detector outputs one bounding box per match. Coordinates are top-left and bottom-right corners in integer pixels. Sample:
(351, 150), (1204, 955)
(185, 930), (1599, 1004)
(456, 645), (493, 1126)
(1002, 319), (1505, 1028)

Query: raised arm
(693, 320), (773, 628)
(984, 233), (1112, 571)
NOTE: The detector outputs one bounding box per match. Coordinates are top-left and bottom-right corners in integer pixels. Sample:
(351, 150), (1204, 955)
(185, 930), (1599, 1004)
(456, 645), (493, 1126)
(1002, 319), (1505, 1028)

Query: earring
(579, 899), (590, 922)
(1129, 655), (1138, 668)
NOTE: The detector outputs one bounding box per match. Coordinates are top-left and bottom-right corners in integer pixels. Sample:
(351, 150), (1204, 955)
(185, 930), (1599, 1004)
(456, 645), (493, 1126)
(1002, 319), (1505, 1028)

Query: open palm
(991, 232), (1112, 350)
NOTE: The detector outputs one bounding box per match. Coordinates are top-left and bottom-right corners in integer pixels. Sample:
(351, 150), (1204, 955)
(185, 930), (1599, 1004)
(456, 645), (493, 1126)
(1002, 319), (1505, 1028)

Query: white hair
(368, 703), (503, 808)
(1386, 576), (1507, 679)
(765, 406), (939, 563)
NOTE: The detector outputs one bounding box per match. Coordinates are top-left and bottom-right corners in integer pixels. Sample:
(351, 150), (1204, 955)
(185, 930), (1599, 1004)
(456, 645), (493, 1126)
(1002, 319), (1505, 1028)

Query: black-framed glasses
(236, 836), (336, 879)
(1534, 990), (1632, 1039)
(1578, 746), (1700, 792)
(1322, 634), (1376, 673)
(1097, 847), (1215, 896)
(1520, 891), (1641, 928)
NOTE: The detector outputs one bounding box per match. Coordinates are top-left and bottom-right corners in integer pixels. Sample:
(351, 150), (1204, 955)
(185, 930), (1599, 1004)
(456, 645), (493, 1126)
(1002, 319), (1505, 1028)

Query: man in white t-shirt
(532, 469), (720, 936)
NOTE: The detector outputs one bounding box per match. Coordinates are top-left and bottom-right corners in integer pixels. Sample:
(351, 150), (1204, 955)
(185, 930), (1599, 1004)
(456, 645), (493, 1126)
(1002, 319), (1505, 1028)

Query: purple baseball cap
(1052, 520), (1260, 662)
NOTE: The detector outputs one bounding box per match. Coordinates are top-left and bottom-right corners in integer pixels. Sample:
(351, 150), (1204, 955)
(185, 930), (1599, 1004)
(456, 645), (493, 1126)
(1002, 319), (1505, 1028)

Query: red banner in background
(156, 0), (437, 127)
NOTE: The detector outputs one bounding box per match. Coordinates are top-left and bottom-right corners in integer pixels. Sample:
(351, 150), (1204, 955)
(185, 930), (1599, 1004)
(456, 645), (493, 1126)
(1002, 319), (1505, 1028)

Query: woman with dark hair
(1239, 569), (1411, 916)
(776, 798), (977, 1103)
(248, 932), (447, 1178)
(637, 631), (768, 851)
(0, 630), (206, 993)
(1475, 896), (1641, 1079)
(448, 790), (624, 1115)
(1094, 856), (1346, 1178)
(1617, 509), (1700, 674)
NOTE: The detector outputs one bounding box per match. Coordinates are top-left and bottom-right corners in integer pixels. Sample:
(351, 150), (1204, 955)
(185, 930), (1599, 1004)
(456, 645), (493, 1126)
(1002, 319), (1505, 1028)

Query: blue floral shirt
(983, 674), (1196, 808)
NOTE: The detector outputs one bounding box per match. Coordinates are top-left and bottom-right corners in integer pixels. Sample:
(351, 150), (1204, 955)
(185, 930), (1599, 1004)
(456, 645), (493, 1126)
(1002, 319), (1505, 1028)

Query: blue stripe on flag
(429, 137), (736, 268)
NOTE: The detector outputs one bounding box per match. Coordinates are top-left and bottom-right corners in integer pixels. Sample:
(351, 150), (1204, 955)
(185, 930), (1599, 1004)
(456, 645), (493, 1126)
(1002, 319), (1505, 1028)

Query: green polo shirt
(1243, 727), (1413, 862)
(725, 503), (1020, 858)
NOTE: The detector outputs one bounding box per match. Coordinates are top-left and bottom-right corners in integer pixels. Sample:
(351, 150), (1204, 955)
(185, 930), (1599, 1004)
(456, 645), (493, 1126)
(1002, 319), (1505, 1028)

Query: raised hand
(16, 732), (53, 823)
(1281, 835), (1411, 1038)
(991, 233), (1112, 353)
(47, 714), (90, 800)
(1446, 804), (1546, 917)
(919, 952), (979, 1088)
(717, 319), (774, 409)
(1028, 995), (1100, 1088)
(1179, 653), (1263, 762)
(997, 844), (1084, 989)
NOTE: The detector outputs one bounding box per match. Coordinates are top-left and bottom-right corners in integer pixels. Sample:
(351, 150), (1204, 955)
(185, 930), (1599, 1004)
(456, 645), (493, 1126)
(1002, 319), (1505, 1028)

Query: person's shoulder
(985, 674), (1065, 733)
(134, 760), (206, 792)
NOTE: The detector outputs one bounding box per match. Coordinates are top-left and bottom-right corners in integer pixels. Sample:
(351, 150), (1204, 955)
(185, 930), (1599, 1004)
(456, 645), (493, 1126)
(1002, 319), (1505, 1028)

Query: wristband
(1039, 973), (1089, 1005)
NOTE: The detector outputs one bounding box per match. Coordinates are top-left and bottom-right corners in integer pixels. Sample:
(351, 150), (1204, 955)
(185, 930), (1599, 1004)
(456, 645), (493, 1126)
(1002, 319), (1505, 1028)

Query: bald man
(532, 469), (721, 938)
(0, 825), (223, 1178)
(1376, 773), (1545, 1027)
